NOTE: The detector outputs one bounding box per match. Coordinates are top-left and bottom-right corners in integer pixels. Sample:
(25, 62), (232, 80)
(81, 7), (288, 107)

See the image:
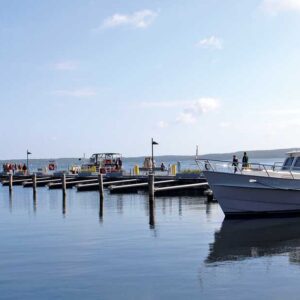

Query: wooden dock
(0, 173), (211, 199)
(77, 179), (139, 192)
(109, 179), (177, 193)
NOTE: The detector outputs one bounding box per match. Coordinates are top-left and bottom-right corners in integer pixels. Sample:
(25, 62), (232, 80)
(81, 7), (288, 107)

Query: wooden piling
(9, 174), (13, 193)
(98, 174), (104, 200)
(62, 174), (66, 197)
(148, 174), (155, 197)
(32, 174), (37, 195)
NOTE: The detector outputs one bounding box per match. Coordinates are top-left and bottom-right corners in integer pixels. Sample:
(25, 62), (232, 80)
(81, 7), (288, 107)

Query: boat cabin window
(292, 157), (300, 170)
(282, 157), (294, 170)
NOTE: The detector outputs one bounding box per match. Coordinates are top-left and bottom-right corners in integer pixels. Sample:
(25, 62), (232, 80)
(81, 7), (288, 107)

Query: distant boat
(80, 153), (123, 175)
(197, 151), (300, 218)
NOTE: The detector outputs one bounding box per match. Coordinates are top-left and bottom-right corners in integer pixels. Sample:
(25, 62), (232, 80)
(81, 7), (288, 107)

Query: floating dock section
(77, 179), (139, 192)
(109, 179), (176, 193)
(0, 173), (211, 199)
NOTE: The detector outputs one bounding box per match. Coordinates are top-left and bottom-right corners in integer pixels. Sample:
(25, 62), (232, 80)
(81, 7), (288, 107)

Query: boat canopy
(89, 153), (122, 165)
(286, 151), (300, 157)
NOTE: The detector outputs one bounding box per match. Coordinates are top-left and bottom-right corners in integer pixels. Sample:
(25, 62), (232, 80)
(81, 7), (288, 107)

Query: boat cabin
(81, 153), (123, 174)
(282, 151), (300, 171)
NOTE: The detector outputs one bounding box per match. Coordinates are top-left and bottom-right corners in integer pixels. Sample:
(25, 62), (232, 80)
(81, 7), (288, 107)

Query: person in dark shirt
(232, 155), (239, 173)
(22, 164), (27, 174)
(242, 152), (249, 168)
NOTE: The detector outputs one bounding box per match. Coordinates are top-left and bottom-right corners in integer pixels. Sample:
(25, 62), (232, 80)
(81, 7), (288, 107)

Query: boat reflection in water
(206, 217), (300, 265)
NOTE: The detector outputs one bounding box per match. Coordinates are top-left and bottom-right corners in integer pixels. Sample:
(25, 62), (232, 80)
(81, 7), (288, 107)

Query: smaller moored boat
(80, 153), (123, 176)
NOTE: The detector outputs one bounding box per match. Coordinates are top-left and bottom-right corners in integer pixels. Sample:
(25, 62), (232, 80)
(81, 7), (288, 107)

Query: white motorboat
(197, 151), (300, 218)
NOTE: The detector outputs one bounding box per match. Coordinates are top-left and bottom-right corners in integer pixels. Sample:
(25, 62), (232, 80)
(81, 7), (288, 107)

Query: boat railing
(195, 159), (295, 179)
(273, 162), (284, 170)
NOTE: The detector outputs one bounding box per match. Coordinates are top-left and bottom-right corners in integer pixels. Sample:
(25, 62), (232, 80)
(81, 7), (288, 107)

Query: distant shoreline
(0, 147), (297, 162)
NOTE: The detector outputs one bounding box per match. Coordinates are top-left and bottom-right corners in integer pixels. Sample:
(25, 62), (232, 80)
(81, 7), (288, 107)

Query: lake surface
(1, 185), (300, 300)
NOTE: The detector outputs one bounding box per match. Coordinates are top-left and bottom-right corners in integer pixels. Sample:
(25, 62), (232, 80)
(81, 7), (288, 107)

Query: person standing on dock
(22, 164), (27, 175)
(242, 152), (249, 169)
(118, 158), (122, 170)
(232, 155), (239, 173)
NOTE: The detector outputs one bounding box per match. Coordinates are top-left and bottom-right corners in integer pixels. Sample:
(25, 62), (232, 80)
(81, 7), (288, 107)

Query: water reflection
(9, 191), (13, 213)
(33, 192), (37, 213)
(289, 250), (300, 265)
(99, 196), (103, 223)
(178, 197), (182, 216)
(206, 217), (300, 264)
(116, 195), (123, 214)
(206, 202), (212, 215)
(149, 196), (155, 229)
(62, 194), (66, 216)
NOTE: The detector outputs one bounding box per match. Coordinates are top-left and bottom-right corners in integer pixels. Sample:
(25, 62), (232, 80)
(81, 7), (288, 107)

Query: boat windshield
(292, 157), (300, 171)
(282, 157), (294, 170)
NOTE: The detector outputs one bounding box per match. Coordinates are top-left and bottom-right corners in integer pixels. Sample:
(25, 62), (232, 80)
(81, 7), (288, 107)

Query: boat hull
(203, 171), (300, 218)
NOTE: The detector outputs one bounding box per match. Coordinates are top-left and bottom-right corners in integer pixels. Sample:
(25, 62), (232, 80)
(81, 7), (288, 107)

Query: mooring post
(62, 173), (66, 197)
(148, 174), (155, 197)
(9, 174), (13, 193)
(204, 189), (214, 203)
(98, 174), (104, 200)
(32, 173), (37, 195)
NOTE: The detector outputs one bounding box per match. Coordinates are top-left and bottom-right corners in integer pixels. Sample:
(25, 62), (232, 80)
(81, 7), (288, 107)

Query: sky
(1, 0), (300, 159)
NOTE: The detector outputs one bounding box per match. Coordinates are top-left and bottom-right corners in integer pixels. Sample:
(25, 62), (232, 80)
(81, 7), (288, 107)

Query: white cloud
(196, 36), (223, 50)
(53, 88), (97, 97)
(140, 98), (220, 125)
(101, 10), (158, 29)
(176, 112), (197, 124)
(188, 98), (220, 114)
(53, 61), (78, 71)
(177, 98), (219, 124)
(157, 121), (169, 128)
(261, 0), (300, 14)
(141, 98), (220, 111)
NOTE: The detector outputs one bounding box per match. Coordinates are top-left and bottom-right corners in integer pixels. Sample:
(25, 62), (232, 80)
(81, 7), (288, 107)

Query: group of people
(232, 152), (249, 173)
(2, 163), (28, 174)
(143, 157), (155, 169)
(143, 158), (169, 172)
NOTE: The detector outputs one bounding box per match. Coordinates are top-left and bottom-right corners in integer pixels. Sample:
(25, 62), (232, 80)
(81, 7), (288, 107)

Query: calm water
(1, 185), (300, 299)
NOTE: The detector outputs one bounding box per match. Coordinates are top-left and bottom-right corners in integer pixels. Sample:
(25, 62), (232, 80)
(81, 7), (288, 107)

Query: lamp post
(151, 138), (158, 174)
(27, 150), (32, 174)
